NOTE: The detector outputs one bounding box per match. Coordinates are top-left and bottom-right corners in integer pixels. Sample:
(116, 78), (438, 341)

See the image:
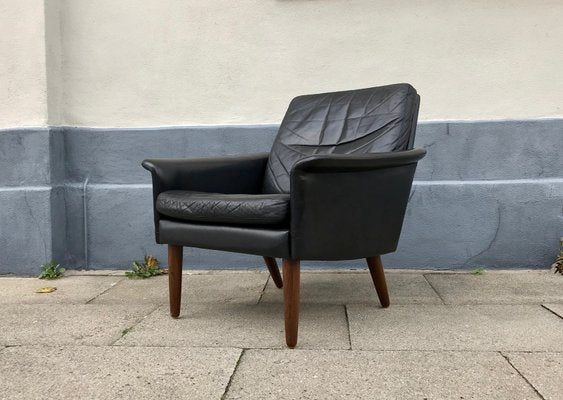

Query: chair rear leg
(282, 259), (300, 348)
(366, 256), (390, 308)
(168, 245), (183, 318)
(263, 256), (283, 288)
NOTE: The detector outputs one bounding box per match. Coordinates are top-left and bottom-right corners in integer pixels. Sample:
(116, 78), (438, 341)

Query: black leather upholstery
(143, 84), (425, 260)
(142, 153), (269, 242)
(290, 149), (425, 260)
(159, 219), (290, 258)
(157, 191), (290, 225)
(263, 84), (420, 194)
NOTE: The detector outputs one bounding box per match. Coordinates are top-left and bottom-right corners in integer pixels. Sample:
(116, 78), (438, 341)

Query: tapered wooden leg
(282, 259), (300, 348)
(263, 256), (283, 288)
(168, 245), (183, 318)
(366, 256), (390, 308)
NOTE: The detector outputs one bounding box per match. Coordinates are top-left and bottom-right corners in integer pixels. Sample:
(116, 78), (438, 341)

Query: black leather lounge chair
(143, 83), (426, 348)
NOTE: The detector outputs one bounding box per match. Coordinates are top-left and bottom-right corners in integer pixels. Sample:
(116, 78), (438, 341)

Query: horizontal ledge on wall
(44, 123), (282, 131)
(3, 116), (563, 131)
(0, 185), (52, 192)
(64, 178), (563, 189)
(418, 117), (563, 124)
(413, 178), (563, 186)
(3, 178), (562, 193)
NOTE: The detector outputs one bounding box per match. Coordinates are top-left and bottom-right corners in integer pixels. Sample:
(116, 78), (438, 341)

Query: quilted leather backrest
(263, 83), (420, 194)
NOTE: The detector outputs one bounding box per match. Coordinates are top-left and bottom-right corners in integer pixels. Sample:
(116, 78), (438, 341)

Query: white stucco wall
(2, 1), (563, 128)
(44, 0), (63, 126)
(0, 0), (48, 128)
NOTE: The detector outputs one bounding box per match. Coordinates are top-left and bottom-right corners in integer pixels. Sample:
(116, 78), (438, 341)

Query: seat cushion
(156, 190), (290, 225)
(158, 219), (290, 258)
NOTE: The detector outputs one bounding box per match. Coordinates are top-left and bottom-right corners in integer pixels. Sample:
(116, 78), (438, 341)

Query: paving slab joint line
(110, 304), (161, 346)
(344, 304), (352, 350)
(499, 352), (546, 400)
(422, 273), (447, 304)
(256, 275), (270, 304)
(221, 348), (245, 400)
(84, 278), (126, 304)
(541, 304), (563, 320)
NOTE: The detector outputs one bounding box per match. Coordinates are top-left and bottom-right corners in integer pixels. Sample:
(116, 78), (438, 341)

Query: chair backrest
(263, 83), (420, 194)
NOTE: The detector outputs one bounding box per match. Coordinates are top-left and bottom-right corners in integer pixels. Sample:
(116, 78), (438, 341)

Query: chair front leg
(282, 259), (300, 348)
(366, 256), (390, 308)
(168, 245), (183, 318)
(263, 256), (283, 288)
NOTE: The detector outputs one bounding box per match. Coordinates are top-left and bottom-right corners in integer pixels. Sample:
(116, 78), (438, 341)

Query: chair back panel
(263, 84), (420, 193)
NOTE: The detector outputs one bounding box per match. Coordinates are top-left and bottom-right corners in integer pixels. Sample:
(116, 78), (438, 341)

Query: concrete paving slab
(425, 271), (563, 304)
(0, 304), (152, 346)
(261, 272), (442, 305)
(348, 304), (563, 351)
(0, 345), (241, 400)
(503, 352), (563, 400)
(116, 303), (349, 349)
(0, 276), (123, 304)
(92, 272), (268, 305)
(225, 349), (540, 400)
(543, 303), (563, 319)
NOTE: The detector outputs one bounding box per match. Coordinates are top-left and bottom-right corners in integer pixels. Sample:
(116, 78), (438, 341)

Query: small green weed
(38, 261), (65, 280)
(470, 267), (486, 275)
(125, 255), (164, 279)
(551, 237), (563, 275)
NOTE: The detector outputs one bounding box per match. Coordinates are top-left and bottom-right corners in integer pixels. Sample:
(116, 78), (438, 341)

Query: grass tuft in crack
(38, 261), (65, 280)
(125, 255), (165, 279)
(470, 267), (486, 275)
(551, 237), (563, 275)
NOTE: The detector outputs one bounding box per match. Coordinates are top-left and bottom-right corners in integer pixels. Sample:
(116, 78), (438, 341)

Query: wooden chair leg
(168, 245), (183, 318)
(366, 256), (390, 308)
(263, 256), (283, 288)
(282, 259), (300, 348)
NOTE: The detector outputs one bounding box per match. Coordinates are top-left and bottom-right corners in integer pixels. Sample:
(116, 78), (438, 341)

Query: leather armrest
(289, 149), (426, 260)
(142, 153), (269, 242)
(142, 153), (270, 194)
(292, 148), (426, 173)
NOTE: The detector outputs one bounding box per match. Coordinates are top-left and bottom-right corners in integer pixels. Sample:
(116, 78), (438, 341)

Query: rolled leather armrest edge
(291, 148), (426, 174)
(141, 152), (270, 173)
(142, 152), (270, 195)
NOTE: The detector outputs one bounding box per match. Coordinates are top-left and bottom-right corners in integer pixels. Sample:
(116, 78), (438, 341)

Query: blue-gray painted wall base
(0, 119), (562, 274)
(0, 187), (54, 272)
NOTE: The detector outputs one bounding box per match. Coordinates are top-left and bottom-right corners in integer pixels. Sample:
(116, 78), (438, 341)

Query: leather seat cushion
(156, 190), (290, 225)
(158, 219), (290, 258)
